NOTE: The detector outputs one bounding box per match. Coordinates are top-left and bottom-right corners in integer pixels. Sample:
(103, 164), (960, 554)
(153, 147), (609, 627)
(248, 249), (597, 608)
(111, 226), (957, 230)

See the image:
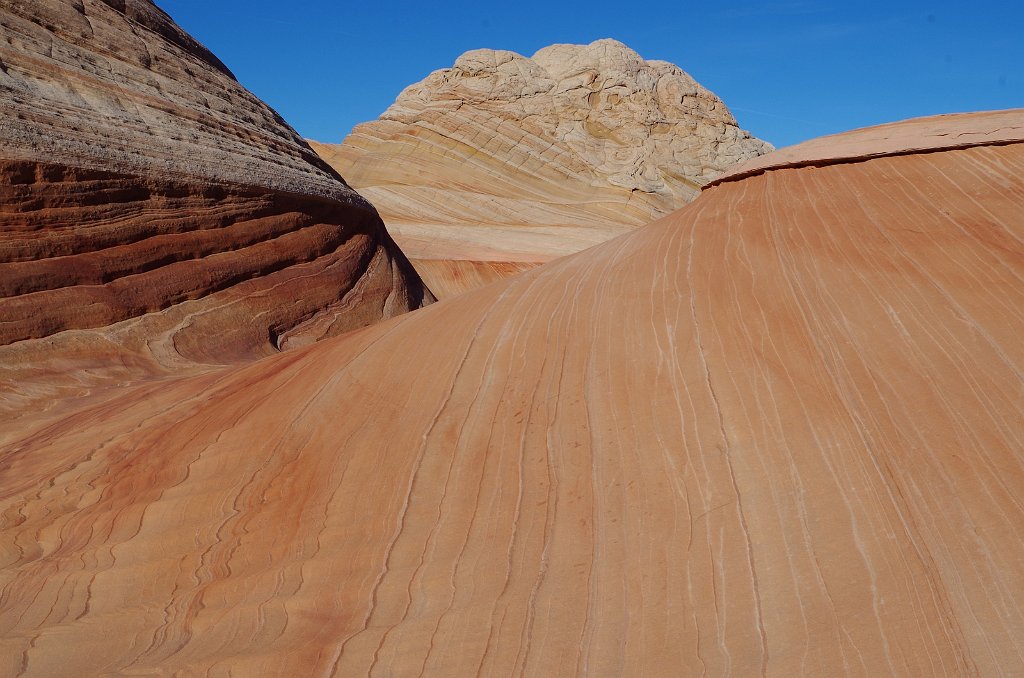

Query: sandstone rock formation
(0, 0), (433, 417)
(311, 39), (772, 296)
(3, 110), (1023, 675)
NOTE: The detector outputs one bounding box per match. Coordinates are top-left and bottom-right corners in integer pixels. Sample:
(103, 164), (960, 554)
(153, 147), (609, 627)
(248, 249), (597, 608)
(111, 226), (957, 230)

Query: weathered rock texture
(312, 39), (771, 296)
(3, 110), (1023, 675)
(0, 0), (433, 416)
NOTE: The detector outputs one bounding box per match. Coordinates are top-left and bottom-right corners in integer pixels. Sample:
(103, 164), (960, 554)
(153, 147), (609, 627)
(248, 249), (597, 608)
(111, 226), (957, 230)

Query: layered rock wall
(0, 0), (432, 415)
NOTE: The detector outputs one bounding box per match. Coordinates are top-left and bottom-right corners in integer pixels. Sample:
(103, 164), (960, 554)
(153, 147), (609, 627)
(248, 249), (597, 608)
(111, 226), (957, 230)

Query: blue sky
(158, 0), (1022, 149)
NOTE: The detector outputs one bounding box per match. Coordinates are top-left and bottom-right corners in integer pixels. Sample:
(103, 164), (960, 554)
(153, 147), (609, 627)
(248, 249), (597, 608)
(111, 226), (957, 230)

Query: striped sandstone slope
(311, 39), (771, 297)
(0, 0), (433, 417)
(2, 110), (1024, 675)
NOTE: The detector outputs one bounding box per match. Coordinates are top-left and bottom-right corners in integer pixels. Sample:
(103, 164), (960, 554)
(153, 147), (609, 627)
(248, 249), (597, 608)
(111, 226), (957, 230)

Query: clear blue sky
(158, 0), (1022, 149)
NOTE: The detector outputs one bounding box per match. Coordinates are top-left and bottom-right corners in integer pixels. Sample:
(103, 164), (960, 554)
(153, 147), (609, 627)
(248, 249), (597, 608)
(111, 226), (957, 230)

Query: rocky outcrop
(312, 39), (772, 296)
(0, 0), (432, 412)
(3, 111), (1023, 675)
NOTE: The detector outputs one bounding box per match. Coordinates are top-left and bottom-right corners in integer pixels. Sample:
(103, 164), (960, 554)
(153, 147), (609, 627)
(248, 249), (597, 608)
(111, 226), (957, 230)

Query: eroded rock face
(0, 0), (433, 413)
(312, 39), (772, 296)
(3, 111), (1024, 675)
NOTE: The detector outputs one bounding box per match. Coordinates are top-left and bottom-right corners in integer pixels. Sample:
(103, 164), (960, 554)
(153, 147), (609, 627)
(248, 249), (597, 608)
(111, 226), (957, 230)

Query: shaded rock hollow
(312, 39), (772, 296)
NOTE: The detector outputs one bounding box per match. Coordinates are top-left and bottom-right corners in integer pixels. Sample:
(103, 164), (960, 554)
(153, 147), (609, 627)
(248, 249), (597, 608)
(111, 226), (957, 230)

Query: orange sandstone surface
(2, 110), (1023, 675)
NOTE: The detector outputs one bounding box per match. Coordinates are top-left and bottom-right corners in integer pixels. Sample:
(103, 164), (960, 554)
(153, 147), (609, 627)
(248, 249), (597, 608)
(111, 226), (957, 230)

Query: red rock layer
(0, 160), (425, 353)
(2, 111), (1022, 674)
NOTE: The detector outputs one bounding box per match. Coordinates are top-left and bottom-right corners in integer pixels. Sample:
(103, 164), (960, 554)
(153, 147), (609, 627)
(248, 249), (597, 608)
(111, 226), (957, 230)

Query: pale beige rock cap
(314, 39), (773, 296)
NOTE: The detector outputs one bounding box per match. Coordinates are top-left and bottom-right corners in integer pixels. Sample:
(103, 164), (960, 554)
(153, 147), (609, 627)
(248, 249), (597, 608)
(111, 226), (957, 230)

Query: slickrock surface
(3, 111), (1023, 675)
(311, 39), (771, 296)
(0, 0), (433, 417)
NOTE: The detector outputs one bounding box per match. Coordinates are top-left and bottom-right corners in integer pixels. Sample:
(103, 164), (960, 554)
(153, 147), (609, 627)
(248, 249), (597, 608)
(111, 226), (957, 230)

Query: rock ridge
(0, 0), (353, 201)
(312, 38), (772, 297)
(707, 108), (1024, 186)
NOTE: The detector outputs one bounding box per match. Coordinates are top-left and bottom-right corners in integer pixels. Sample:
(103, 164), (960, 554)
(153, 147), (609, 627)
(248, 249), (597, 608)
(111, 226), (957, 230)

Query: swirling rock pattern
(0, 0), (433, 418)
(2, 111), (1023, 675)
(312, 39), (772, 297)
